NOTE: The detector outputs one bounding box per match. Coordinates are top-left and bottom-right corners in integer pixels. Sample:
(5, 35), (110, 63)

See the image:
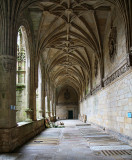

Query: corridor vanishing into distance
(0, 0), (132, 159)
(1, 120), (132, 160)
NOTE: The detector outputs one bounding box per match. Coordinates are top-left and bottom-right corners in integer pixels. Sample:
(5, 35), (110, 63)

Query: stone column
(47, 81), (51, 117)
(41, 77), (45, 118)
(41, 67), (45, 118)
(45, 95), (48, 117)
(0, 55), (17, 128)
(45, 79), (49, 117)
(43, 89), (45, 118)
(53, 89), (56, 117)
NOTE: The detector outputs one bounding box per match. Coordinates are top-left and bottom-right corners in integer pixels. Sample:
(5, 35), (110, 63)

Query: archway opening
(56, 86), (78, 120)
(16, 26), (30, 122)
(36, 62), (42, 119)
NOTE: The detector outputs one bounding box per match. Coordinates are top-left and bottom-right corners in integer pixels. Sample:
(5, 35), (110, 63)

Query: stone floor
(0, 120), (132, 160)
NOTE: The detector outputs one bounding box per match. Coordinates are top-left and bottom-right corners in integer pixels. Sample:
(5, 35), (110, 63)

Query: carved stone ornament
(91, 84), (102, 95)
(127, 47), (132, 67)
(64, 89), (70, 100)
(84, 54), (132, 99)
(17, 51), (26, 62)
(2, 58), (16, 72)
(109, 27), (117, 62)
(103, 63), (129, 87)
(94, 57), (98, 77)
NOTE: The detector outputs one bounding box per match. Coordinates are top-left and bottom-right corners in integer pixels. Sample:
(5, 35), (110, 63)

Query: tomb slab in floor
(0, 120), (132, 160)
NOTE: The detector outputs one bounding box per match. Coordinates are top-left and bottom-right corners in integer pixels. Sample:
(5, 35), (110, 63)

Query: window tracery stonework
(109, 27), (117, 62)
(17, 50), (26, 62)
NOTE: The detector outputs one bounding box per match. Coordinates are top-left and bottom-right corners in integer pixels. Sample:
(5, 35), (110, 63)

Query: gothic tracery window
(36, 63), (42, 119)
(16, 26), (29, 122)
(16, 29), (26, 84)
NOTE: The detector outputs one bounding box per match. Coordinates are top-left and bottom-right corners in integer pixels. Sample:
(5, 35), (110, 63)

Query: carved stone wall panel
(103, 64), (128, 87)
(103, 58), (131, 87)
(1, 57), (16, 73)
(94, 57), (98, 77)
(109, 27), (117, 62)
(85, 53), (132, 97)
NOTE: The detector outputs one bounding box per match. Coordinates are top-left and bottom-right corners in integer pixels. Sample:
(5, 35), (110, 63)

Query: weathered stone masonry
(0, 0), (131, 152)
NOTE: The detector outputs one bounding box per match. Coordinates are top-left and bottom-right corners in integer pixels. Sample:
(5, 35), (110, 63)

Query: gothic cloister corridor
(0, 0), (132, 159)
(0, 120), (132, 160)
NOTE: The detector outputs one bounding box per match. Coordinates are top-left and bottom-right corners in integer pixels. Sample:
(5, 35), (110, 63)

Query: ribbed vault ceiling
(28, 0), (113, 95)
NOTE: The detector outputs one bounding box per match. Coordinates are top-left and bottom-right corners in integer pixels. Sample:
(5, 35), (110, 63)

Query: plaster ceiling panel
(39, 16), (64, 39)
(82, 13), (96, 30)
(70, 25), (87, 39)
(72, 16), (93, 37)
(28, 0), (112, 92)
(48, 48), (59, 59)
(84, 0), (98, 5)
(42, 48), (50, 61)
(41, 2), (53, 7)
(76, 48), (87, 60)
(43, 13), (56, 25)
(95, 10), (109, 43)
(30, 11), (42, 35)
(84, 49), (95, 67)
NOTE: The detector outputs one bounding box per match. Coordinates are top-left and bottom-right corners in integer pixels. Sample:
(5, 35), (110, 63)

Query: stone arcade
(0, 0), (132, 156)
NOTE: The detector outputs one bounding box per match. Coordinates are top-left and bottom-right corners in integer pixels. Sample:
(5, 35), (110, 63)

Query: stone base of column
(50, 116), (53, 122)
(0, 108), (17, 129)
(53, 116), (56, 122)
(50, 116), (56, 122)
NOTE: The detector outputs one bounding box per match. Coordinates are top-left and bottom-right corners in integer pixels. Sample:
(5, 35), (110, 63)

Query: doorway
(68, 110), (73, 119)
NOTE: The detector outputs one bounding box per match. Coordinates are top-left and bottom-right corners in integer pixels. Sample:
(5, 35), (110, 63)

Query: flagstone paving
(0, 120), (132, 160)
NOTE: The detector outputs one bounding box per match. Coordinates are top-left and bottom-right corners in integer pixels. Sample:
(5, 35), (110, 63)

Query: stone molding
(91, 84), (102, 95)
(57, 102), (78, 105)
(84, 52), (132, 99)
(85, 92), (92, 99)
(103, 62), (129, 87)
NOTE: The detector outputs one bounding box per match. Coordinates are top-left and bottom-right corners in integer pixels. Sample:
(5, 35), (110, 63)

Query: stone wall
(56, 86), (78, 119)
(79, 6), (132, 143)
(0, 119), (45, 153)
(80, 69), (132, 144)
(103, 9), (127, 78)
(56, 104), (78, 119)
